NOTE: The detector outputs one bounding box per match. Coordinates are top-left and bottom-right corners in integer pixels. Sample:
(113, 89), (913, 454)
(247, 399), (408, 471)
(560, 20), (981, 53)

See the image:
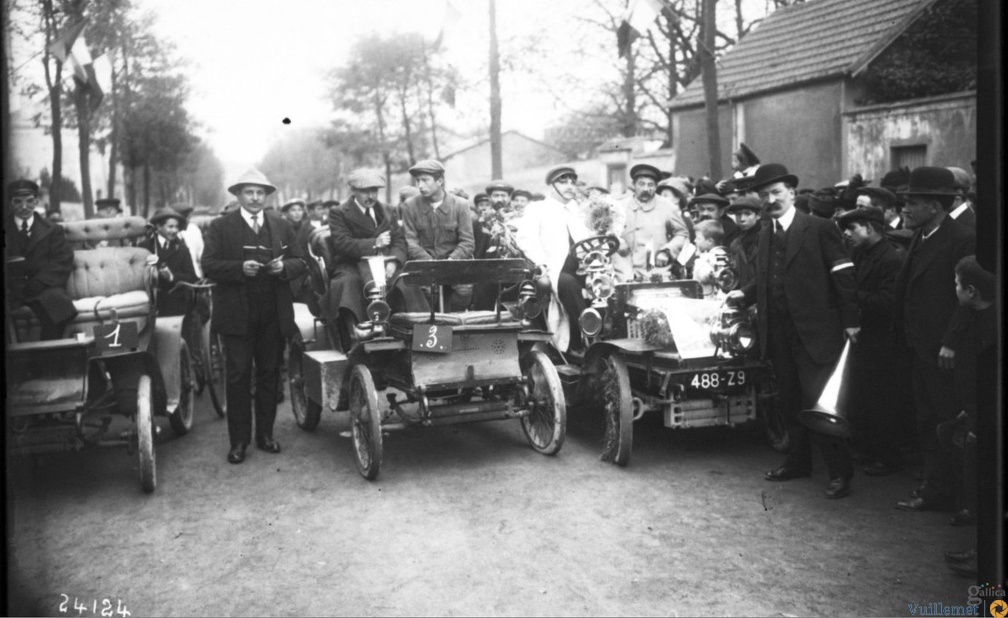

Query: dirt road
(7, 392), (974, 616)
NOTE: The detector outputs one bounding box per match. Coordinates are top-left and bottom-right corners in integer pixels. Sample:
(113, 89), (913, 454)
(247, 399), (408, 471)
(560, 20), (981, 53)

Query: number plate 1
(411, 324), (452, 354)
(92, 321), (140, 353)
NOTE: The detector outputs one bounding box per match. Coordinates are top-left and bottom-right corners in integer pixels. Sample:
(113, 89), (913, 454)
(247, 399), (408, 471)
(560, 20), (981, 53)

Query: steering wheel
(570, 235), (619, 262)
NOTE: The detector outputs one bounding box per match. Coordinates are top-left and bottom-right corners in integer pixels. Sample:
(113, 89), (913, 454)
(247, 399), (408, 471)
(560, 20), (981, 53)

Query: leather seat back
(62, 216), (149, 249)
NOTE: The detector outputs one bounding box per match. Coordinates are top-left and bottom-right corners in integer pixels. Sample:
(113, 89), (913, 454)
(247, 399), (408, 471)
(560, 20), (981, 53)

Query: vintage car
(5, 216), (197, 492)
(555, 235), (783, 466)
(287, 227), (565, 480)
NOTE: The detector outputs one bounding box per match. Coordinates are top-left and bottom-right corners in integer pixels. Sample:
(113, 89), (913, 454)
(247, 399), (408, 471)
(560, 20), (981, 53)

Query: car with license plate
(554, 235), (782, 466)
(288, 228), (566, 480)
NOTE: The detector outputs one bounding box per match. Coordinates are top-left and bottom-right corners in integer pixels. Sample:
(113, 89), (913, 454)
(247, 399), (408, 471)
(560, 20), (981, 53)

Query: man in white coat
(515, 166), (594, 352)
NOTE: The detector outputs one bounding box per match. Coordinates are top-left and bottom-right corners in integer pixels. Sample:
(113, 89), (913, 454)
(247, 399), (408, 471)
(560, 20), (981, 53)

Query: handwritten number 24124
(59, 594), (130, 617)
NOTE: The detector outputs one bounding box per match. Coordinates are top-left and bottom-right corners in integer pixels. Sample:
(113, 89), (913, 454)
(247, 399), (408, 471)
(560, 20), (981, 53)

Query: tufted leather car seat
(10, 217), (155, 342)
(62, 216), (150, 250)
(305, 227), (332, 318)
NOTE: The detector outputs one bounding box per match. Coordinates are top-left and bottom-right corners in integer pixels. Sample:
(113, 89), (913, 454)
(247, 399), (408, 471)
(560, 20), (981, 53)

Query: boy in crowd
(941, 256), (996, 578)
(689, 219), (730, 297)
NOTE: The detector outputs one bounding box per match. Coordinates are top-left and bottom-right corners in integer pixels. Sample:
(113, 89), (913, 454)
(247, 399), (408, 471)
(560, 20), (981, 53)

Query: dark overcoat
(5, 215), (77, 324)
(201, 209), (306, 337)
(138, 235), (199, 316)
(740, 209), (859, 364)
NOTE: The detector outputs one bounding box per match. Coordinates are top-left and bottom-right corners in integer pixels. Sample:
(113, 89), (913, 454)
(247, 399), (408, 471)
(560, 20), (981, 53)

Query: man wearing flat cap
(837, 206), (912, 477)
(612, 163), (689, 282)
(324, 168), (426, 349)
(726, 163), (859, 499)
(510, 189), (532, 215)
(399, 159), (475, 311)
(893, 166), (975, 512)
(5, 179), (77, 340)
(202, 169), (306, 464)
(485, 180), (514, 214)
(691, 192), (740, 248)
(514, 165), (596, 351)
(726, 196), (763, 289)
(94, 197), (123, 219)
(945, 166), (976, 231)
(138, 207), (199, 316)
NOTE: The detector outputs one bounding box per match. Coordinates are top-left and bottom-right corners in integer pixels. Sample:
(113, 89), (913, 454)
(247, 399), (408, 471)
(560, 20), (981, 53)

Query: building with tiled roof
(667, 0), (976, 190)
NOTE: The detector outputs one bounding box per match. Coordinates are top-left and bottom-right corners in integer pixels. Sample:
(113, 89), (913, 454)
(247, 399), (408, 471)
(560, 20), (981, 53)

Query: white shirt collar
(950, 202), (970, 219)
(774, 204), (797, 231)
(240, 207), (263, 228)
(16, 214), (35, 230)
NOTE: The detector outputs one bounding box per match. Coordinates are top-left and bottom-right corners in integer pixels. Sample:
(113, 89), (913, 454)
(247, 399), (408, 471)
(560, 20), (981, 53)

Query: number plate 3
(411, 324), (452, 354)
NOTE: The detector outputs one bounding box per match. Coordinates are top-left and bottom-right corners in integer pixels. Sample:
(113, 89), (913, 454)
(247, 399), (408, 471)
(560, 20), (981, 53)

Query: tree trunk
(622, 47), (637, 138)
(734, 0), (745, 41)
(420, 42), (441, 160)
(700, 0), (722, 179)
(488, 0), (503, 178)
(143, 163), (151, 216)
(41, 0), (63, 213)
(75, 86), (95, 218)
(399, 83), (416, 165)
(107, 56), (119, 200)
(666, 12), (678, 148)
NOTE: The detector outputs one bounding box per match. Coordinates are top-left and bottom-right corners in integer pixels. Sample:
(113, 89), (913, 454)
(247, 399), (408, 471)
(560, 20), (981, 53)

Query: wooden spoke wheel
(349, 365), (383, 480)
(592, 352), (633, 466)
(205, 328), (227, 418)
(519, 350), (566, 455)
(289, 344), (322, 431)
(136, 375), (157, 493)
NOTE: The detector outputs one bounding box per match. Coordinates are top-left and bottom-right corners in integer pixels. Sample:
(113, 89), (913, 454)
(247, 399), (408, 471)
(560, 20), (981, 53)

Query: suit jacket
(328, 198), (407, 272)
(400, 192), (474, 261)
(5, 215), (77, 324)
(850, 237), (904, 352)
(720, 214), (741, 248)
(741, 209), (858, 364)
(138, 234), (199, 316)
(893, 215), (975, 360)
(728, 225), (760, 290)
(201, 209), (306, 337)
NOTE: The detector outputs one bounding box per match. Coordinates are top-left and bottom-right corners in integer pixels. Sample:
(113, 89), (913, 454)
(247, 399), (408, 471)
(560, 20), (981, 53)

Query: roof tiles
(669, 0), (929, 109)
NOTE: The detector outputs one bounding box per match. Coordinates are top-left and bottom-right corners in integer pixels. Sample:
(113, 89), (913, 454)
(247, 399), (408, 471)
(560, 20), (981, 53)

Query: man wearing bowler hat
(612, 163), (689, 282)
(726, 163), (859, 499)
(5, 179), (77, 340)
(139, 206), (199, 316)
(893, 166), (975, 511)
(837, 206), (911, 477)
(202, 169), (306, 464)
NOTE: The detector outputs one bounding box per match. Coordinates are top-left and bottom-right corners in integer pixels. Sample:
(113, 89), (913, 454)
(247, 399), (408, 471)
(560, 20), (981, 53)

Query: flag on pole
(48, 20), (105, 111)
(432, 0), (462, 51)
(617, 0), (665, 58)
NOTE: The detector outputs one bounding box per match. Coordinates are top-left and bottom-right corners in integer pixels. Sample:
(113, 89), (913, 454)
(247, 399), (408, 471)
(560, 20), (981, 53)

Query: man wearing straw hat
(726, 163), (859, 499)
(202, 169), (306, 464)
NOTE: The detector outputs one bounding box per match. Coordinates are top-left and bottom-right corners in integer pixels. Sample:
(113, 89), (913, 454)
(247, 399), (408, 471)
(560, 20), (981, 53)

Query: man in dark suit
(892, 167), (975, 512)
(836, 206), (911, 476)
(138, 207), (199, 317)
(323, 168), (427, 350)
(202, 169), (306, 464)
(726, 163), (859, 499)
(5, 179), (77, 340)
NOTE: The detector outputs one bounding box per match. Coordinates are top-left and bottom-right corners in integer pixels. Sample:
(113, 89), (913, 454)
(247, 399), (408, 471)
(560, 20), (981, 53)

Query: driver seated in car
(611, 163), (690, 282)
(323, 169), (429, 348)
(514, 166), (597, 352)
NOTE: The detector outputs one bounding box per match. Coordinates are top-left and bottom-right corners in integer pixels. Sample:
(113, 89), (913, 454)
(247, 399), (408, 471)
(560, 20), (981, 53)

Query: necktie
(366, 206), (376, 226)
(774, 220), (786, 245)
(20, 219), (29, 241)
(251, 214), (260, 234)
